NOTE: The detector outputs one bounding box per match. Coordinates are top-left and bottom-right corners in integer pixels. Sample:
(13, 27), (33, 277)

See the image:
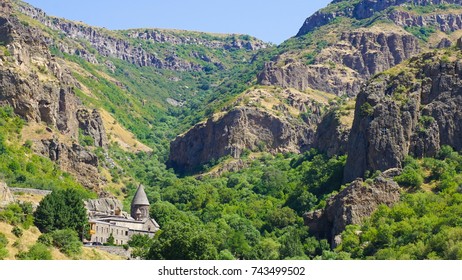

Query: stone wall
(9, 188), (52, 196)
(92, 246), (132, 259)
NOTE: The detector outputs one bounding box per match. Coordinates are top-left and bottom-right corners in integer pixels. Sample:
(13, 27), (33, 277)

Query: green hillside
(2, 0), (462, 261)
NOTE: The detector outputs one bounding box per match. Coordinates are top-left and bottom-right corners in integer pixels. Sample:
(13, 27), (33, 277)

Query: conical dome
(131, 185), (149, 206)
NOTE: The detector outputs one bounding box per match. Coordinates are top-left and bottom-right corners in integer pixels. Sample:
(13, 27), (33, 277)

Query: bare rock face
(331, 31), (420, 77)
(85, 198), (129, 218)
(389, 9), (462, 33)
(258, 61), (363, 97)
(0, 181), (15, 207)
(169, 87), (326, 173)
(258, 30), (420, 96)
(0, 10), (82, 139)
(0, 6), (108, 191)
(303, 176), (401, 247)
(344, 49), (462, 182)
(168, 107), (317, 173)
(36, 139), (101, 191)
(77, 109), (108, 148)
(313, 111), (350, 157)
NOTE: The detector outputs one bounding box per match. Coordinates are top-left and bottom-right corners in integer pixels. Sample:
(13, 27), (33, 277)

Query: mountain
(167, 86), (333, 173)
(169, 0), (462, 172)
(2, 0), (462, 260)
(0, 0), (274, 192)
(258, 0), (462, 96)
(344, 42), (462, 181)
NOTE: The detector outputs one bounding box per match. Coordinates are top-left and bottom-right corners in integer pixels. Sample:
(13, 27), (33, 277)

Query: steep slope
(168, 87), (334, 173)
(344, 43), (462, 182)
(169, 0), (462, 173)
(17, 1), (267, 70)
(258, 0), (462, 97)
(0, 0), (275, 194)
(10, 0), (274, 160)
(0, 0), (107, 191)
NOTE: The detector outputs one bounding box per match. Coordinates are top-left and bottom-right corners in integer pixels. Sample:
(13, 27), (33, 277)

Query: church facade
(85, 185), (160, 245)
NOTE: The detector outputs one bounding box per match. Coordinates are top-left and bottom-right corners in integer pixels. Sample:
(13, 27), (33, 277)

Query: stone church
(85, 185), (160, 245)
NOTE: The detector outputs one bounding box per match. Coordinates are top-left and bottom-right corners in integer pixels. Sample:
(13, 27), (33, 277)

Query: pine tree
(34, 189), (88, 238)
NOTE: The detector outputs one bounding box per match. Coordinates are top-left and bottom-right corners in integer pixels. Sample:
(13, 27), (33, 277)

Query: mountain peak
(297, 0), (462, 37)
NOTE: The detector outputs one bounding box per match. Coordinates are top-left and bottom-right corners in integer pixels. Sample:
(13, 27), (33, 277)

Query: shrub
(48, 229), (82, 257)
(105, 233), (115, 246)
(12, 226), (23, 238)
(37, 233), (53, 247)
(395, 166), (424, 188)
(0, 233), (8, 260)
(16, 243), (52, 260)
(360, 102), (374, 117)
(0, 247), (7, 260)
(218, 249), (235, 260)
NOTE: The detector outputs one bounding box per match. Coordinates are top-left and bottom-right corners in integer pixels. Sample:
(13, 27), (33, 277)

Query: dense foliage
(34, 189), (88, 237)
(337, 147), (462, 259)
(38, 229), (83, 257)
(16, 243), (52, 260)
(114, 150), (348, 260)
(0, 202), (34, 229)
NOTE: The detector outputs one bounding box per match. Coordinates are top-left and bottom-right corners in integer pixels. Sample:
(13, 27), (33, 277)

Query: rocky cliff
(77, 109), (108, 148)
(0, 1), (107, 190)
(297, 0), (462, 37)
(168, 87), (328, 173)
(313, 108), (352, 157)
(259, 0), (462, 97)
(344, 46), (462, 182)
(35, 140), (101, 191)
(304, 176), (401, 247)
(15, 1), (267, 71)
(0, 7), (79, 136)
(258, 29), (420, 96)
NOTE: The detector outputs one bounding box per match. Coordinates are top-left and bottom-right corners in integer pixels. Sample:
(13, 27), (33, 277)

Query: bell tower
(131, 185), (150, 221)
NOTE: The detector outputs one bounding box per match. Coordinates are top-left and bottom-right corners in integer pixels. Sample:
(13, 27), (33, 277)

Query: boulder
(0, 181), (15, 207)
(303, 176), (401, 247)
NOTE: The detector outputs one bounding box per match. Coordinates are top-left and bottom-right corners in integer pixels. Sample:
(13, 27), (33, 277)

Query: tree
(128, 234), (154, 259)
(147, 222), (217, 260)
(106, 233), (115, 246)
(34, 189), (88, 238)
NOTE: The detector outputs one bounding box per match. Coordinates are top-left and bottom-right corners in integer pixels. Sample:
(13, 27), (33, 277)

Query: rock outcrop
(35, 139), (101, 191)
(263, 0), (462, 97)
(297, 0), (462, 37)
(258, 30), (420, 96)
(168, 87), (327, 173)
(0, 3), (109, 190)
(344, 49), (462, 182)
(389, 9), (462, 33)
(168, 107), (317, 173)
(303, 176), (401, 247)
(0, 181), (15, 207)
(313, 110), (350, 157)
(85, 198), (128, 218)
(0, 11), (81, 138)
(258, 61), (363, 96)
(77, 109), (108, 148)
(15, 1), (267, 70)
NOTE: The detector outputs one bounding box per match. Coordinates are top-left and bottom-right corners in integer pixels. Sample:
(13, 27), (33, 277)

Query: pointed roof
(131, 185), (150, 206)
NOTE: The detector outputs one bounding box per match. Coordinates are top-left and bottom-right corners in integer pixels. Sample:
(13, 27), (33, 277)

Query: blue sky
(23, 0), (331, 44)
